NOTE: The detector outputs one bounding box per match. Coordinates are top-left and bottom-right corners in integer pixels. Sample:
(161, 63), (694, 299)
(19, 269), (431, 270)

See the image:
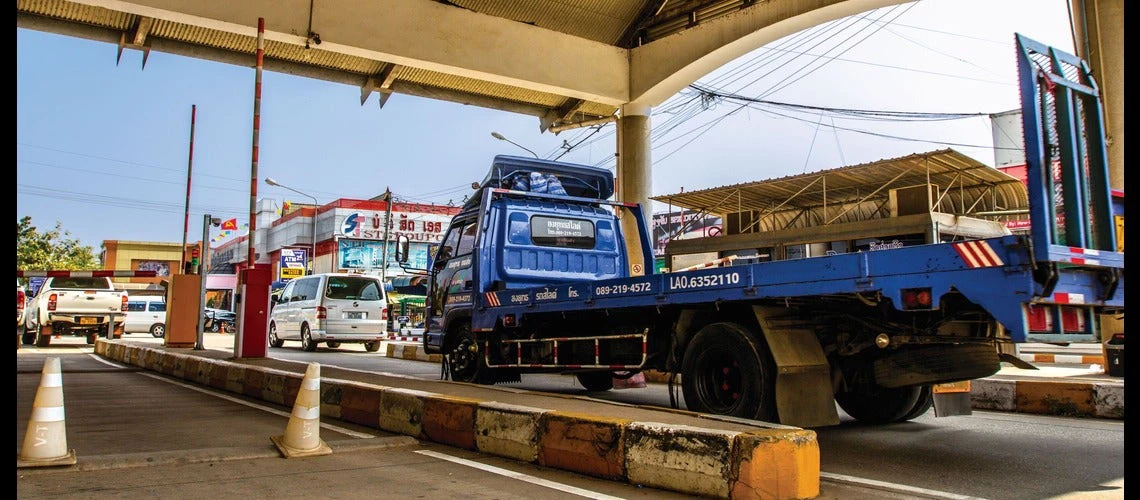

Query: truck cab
(419, 156), (641, 380)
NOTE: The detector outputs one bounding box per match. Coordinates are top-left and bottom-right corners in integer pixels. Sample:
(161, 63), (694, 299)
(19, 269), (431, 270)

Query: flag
(283, 200), (292, 212)
(221, 218), (238, 230)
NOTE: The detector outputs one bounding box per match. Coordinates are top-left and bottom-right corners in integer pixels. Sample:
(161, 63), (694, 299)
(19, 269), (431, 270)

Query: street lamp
(264, 177), (318, 274)
(491, 131), (539, 158)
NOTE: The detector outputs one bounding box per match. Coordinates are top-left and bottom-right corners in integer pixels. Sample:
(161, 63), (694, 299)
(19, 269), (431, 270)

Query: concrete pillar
(617, 103), (652, 276)
(1071, 0), (1124, 191)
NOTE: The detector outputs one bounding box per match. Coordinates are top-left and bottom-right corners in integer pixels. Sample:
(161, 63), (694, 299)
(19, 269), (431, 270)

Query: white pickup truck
(21, 276), (127, 347)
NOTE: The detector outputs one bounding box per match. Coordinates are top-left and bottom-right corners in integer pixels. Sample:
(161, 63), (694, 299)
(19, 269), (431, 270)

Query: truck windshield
(51, 278), (111, 289)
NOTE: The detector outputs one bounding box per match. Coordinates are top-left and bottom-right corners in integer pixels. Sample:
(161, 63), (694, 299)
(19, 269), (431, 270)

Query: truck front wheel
(446, 323), (487, 384)
(681, 322), (777, 422)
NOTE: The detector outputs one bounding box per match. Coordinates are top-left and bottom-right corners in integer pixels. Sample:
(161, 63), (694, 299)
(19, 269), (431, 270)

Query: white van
(269, 273), (388, 352)
(123, 296), (167, 337)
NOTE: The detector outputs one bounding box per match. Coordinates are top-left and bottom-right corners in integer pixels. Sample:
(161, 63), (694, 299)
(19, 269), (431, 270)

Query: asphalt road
(17, 333), (1125, 499)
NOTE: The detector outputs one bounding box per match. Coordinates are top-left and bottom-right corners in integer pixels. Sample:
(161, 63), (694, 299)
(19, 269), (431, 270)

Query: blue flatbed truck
(395, 34), (1124, 428)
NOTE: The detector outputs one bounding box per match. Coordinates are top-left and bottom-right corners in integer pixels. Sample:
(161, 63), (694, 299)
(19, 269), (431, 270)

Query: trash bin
(1104, 333), (1124, 377)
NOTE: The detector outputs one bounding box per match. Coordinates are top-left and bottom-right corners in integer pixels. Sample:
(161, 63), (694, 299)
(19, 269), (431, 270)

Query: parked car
(123, 296), (167, 338)
(269, 273), (388, 352)
(204, 308), (237, 333)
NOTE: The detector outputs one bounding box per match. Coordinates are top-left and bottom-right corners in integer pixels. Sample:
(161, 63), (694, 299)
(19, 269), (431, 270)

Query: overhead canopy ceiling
(651, 149), (1029, 228)
(16, 0), (901, 132)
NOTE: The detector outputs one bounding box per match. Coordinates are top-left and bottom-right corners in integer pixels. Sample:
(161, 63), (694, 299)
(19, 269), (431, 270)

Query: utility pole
(381, 187), (392, 281)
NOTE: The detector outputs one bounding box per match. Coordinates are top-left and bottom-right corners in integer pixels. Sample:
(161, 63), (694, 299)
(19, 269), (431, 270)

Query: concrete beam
(628, 0), (905, 106)
(19, 13), (553, 119)
(72, 0), (630, 106)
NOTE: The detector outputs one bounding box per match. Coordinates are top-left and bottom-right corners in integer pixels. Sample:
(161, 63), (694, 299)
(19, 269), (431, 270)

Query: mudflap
(752, 305), (840, 427)
(932, 381), (973, 417)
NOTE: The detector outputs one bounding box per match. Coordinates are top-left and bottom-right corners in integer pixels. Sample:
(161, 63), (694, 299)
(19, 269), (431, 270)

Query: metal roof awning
(651, 149), (1029, 232)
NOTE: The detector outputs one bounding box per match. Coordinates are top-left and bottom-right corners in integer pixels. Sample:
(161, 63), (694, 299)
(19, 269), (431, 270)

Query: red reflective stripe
(966, 241), (995, 267)
(952, 243), (980, 268)
(1054, 293), (1071, 304)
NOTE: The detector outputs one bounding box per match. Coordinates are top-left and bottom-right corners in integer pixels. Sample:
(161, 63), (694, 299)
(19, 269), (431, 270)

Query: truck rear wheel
(21, 322), (35, 346)
(575, 372), (614, 391)
(446, 323), (488, 384)
(898, 385), (934, 421)
(681, 322), (777, 422)
(35, 326), (51, 347)
(835, 383), (923, 424)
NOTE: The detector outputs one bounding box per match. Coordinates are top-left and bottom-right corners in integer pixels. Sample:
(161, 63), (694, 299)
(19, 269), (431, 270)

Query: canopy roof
(651, 149), (1029, 230)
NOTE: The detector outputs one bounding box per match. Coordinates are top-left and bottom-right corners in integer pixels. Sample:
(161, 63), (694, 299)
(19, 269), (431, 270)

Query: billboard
(279, 248), (308, 281)
(651, 210), (723, 257)
(338, 239), (435, 277)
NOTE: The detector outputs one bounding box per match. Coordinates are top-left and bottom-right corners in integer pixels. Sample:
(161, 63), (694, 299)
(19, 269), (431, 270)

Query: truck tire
(898, 385), (934, 422)
(150, 323), (165, 338)
(21, 322), (35, 346)
(35, 326), (51, 347)
(326, 341), (341, 349)
(575, 372), (614, 391)
(364, 342), (381, 352)
(835, 383), (923, 425)
(268, 322), (285, 348)
(681, 322), (777, 422)
(446, 322), (488, 384)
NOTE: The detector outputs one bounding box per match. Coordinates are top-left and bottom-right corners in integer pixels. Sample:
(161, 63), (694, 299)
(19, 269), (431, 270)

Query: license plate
(933, 380), (972, 394)
(79, 317), (99, 325)
(344, 311), (365, 319)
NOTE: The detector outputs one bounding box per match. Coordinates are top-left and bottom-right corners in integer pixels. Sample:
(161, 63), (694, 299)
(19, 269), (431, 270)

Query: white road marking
(87, 354), (375, 439)
(821, 471), (988, 499)
(415, 450), (626, 500)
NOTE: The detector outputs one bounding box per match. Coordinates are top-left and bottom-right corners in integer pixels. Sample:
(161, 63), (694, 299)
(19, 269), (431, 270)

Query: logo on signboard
(342, 213), (361, 236)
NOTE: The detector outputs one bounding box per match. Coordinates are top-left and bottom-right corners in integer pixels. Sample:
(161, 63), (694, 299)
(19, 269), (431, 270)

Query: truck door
(426, 219), (477, 350)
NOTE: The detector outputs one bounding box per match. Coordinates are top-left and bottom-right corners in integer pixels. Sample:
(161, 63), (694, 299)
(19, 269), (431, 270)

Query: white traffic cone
(271, 362), (331, 458)
(18, 357), (77, 467)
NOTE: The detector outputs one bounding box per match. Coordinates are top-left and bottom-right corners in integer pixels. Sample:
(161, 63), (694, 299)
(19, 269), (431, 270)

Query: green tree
(16, 216), (101, 276)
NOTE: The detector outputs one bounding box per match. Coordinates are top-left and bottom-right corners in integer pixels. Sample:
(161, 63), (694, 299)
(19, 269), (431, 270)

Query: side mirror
(394, 234), (411, 263)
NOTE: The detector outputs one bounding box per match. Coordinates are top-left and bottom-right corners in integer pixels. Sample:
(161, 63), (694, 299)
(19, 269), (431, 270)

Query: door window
(148, 301), (166, 312)
(436, 225), (464, 264)
(126, 301), (146, 312)
(280, 281), (296, 302)
(293, 278), (319, 301)
(456, 222), (478, 255)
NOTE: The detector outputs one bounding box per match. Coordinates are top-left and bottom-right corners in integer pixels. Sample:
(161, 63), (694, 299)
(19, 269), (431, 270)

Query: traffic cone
(18, 357), (77, 467)
(271, 362), (331, 458)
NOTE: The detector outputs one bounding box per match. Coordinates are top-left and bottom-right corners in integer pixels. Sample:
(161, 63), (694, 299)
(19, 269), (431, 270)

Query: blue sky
(16, 0), (1076, 250)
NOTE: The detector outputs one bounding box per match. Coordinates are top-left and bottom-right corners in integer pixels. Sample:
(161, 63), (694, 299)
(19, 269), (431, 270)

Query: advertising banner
(651, 210), (723, 257)
(338, 239), (435, 277)
(279, 248), (308, 281)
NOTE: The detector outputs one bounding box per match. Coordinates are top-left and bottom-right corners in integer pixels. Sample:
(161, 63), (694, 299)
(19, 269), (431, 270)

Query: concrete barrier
(94, 340), (822, 499)
(474, 402), (545, 463)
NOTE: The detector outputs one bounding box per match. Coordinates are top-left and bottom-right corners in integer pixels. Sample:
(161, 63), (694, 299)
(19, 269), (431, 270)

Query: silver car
(268, 273), (388, 352)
